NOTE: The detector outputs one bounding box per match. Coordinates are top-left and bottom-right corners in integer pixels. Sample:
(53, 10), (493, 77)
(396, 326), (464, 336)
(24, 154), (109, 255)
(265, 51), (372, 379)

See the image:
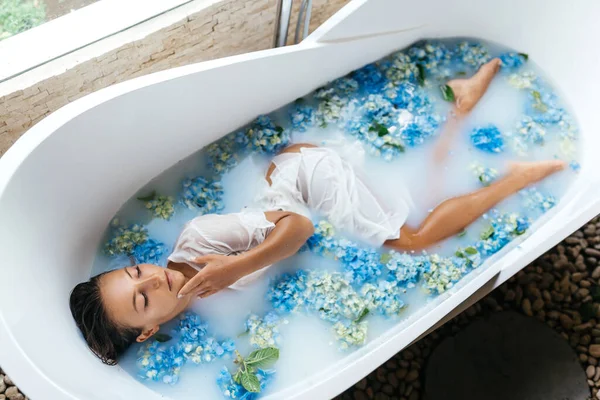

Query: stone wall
(0, 0), (350, 156)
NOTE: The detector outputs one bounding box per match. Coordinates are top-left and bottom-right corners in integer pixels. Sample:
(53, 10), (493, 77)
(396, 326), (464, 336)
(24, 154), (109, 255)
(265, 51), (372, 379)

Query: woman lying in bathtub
(70, 58), (566, 365)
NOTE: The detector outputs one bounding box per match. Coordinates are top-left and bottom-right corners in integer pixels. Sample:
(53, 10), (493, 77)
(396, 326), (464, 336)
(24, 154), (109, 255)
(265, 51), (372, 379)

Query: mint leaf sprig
(232, 347), (279, 393)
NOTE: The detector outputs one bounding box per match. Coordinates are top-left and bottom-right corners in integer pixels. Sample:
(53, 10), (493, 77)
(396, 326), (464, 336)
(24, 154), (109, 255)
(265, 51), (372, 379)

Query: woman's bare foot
(508, 160), (567, 188)
(446, 58), (502, 115)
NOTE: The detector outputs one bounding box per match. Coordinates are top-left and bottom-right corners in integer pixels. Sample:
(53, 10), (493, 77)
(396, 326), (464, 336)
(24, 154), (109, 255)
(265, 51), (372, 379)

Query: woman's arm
(177, 211), (314, 298)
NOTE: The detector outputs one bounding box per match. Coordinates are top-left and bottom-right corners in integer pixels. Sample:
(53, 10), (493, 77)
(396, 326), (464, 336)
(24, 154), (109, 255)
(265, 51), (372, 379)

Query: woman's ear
(136, 325), (160, 342)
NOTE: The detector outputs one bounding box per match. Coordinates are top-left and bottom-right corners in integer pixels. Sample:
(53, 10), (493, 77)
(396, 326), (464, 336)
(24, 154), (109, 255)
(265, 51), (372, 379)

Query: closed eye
(142, 292), (148, 308)
(136, 266), (141, 278)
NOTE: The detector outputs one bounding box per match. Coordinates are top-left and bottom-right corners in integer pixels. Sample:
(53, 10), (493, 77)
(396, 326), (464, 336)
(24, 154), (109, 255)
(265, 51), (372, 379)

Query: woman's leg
(385, 160), (566, 251)
(433, 58), (501, 164)
(426, 59), (502, 205)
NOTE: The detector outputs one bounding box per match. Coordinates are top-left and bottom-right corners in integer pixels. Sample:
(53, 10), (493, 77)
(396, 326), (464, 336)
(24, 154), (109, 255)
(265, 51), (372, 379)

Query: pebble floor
(2, 216), (600, 400)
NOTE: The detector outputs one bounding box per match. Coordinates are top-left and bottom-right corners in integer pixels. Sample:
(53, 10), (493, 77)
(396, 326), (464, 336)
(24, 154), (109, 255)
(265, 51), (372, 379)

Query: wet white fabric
(256, 147), (409, 246)
(168, 147), (410, 290)
(167, 209), (275, 290)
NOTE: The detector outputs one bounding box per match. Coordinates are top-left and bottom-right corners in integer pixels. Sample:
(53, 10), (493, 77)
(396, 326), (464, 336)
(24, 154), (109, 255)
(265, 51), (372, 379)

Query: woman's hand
(177, 254), (241, 299)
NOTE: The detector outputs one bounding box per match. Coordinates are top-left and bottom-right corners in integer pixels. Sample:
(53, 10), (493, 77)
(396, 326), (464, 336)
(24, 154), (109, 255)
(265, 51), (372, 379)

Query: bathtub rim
(0, 42), (313, 400)
(2, 9), (600, 400)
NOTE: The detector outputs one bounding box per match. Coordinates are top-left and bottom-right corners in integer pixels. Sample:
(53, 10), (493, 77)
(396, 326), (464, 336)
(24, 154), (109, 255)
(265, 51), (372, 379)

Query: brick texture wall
(0, 0), (350, 156)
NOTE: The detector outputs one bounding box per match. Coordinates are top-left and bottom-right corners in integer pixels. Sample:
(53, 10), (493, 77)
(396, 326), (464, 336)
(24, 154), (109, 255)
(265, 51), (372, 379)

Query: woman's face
(100, 264), (192, 341)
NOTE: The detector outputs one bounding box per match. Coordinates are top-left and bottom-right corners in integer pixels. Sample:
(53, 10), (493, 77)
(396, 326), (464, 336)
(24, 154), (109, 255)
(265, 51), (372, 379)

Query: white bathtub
(1, 0), (600, 398)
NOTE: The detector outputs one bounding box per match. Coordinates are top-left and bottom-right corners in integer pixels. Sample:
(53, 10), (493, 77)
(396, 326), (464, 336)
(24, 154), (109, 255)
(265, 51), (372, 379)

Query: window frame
(0, 0), (196, 83)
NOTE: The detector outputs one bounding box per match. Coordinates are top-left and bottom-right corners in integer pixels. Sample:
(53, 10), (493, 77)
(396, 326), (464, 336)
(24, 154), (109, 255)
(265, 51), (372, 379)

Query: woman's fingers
(178, 274), (204, 298)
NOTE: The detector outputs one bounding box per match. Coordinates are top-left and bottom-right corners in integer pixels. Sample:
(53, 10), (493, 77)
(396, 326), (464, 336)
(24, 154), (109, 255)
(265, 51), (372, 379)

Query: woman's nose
(136, 274), (162, 291)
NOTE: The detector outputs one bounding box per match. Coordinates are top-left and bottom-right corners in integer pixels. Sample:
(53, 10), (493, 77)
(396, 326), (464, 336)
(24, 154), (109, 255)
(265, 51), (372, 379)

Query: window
(0, 0), (194, 83)
(1, 0), (105, 41)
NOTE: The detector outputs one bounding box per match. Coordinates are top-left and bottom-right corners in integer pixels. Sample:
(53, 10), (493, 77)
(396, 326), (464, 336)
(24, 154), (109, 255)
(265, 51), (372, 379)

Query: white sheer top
(167, 209), (275, 290)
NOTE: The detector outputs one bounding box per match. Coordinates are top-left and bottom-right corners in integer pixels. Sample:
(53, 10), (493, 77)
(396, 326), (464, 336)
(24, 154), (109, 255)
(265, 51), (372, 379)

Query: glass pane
(0, 0), (102, 42)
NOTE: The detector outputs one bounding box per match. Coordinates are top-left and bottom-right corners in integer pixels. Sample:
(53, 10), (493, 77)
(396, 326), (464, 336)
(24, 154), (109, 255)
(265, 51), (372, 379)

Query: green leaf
(581, 302), (595, 322)
(416, 64), (425, 86)
(245, 347), (280, 368)
(369, 122), (389, 137)
(514, 228), (527, 236)
(354, 308), (370, 323)
(380, 253), (393, 264)
(386, 142), (405, 152)
(518, 52), (529, 61)
(440, 84), (455, 102)
(591, 286), (600, 302)
(240, 371), (261, 393)
(480, 226), (495, 240)
(137, 190), (157, 202)
(464, 246), (478, 255)
(531, 90), (548, 112)
(275, 126), (284, 133)
(233, 370), (243, 384)
(455, 250), (465, 258)
(457, 230), (467, 238)
(295, 97), (304, 103)
(237, 330), (249, 338)
(456, 71), (467, 76)
(154, 333), (172, 343)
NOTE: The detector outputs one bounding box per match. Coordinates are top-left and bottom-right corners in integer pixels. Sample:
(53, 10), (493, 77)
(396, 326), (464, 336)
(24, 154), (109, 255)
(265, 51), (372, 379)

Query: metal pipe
(273, 0), (293, 48)
(302, 0), (312, 41)
(294, 0), (307, 45)
(293, 0), (313, 44)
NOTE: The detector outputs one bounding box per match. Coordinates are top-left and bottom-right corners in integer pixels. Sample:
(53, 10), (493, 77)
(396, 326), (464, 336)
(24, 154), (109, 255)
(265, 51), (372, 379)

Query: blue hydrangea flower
(474, 211), (531, 256)
(360, 280), (405, 316)
(408, 41), (452, 79)
(217, 367), (275, 400)
(132, 239), (168, 264)
(454, 41), (492, 69)
(144, 195), (175, 220)
(379, 51), (419, 85)
(569, 161), (581, 172)
(499, 52), (527, 70)
(237, 115), (290, 154)
(384, 251), (422, 288)
(137, 312), (235, 385)
(206, 134), (240, 176)
(520, 188), (556, 214)
(352, 64), (386, 93)
(421, 254), (471, 294)
(268, 270), (308, 313)
(507, 116), (547, 155)
(386, 82), (442, 147)
(343, 97), (405, 161)
(137, 341), (185, 385)
(245, 312), (281, 349)
(104, 220), (149, 256)
(526, 86), (565, 126)
(180, 176), (224, 213)
(332, 76), (359, 96)
(470, 162), (498, 186)
(507, 71), (538, 89)
(289, 104), (315, 132)
(307, 221), (384, 284)
(333, 321), (368, 350)
(470, 125), (504, 153)
(314, 87), (349, 128)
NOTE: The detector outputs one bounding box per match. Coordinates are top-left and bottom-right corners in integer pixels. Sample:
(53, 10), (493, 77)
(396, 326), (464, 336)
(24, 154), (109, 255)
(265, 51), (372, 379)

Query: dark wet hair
(69, 272), (142, 365)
